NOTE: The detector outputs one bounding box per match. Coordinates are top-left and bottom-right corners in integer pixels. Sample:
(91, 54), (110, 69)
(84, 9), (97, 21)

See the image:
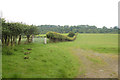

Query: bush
(46, 31), (78, 42)
(68, 31), (75, 37)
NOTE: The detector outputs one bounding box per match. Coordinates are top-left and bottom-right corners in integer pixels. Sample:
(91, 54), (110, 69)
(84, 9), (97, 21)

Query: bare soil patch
(73, 49), (118, 78)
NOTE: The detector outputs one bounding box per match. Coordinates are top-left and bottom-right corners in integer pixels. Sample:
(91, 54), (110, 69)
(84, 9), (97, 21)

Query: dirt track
(73, 49), (118, 78)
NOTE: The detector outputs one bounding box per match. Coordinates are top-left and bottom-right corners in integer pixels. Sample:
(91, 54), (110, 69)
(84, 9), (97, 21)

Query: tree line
(1, 18), (38, 46)
(1, 18), (119, 46)
(37, 25), (119, 34)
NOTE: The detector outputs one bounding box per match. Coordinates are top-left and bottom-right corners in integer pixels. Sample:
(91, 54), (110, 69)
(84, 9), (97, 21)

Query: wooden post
(44, 37), (47, 44)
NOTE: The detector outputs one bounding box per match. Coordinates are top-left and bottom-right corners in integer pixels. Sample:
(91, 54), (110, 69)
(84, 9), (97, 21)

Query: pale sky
(0, 0), (119, 28)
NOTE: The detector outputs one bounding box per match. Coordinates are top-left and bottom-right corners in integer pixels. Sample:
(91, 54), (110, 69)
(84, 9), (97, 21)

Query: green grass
(2, 34), (118, 78)
(58, 34), (118, 54)
(78, 34), (118, 54)
(2, 43), (80, 78)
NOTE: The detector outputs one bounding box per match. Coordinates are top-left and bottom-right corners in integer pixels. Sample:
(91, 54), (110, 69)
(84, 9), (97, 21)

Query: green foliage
(37, 25), (118, 34)
(2, 18), (39, 46)
(2, 47), (14, 55)
(46, 31), (77, 42)
(24, 25), (39, 36)
(68, 31), (75, 37)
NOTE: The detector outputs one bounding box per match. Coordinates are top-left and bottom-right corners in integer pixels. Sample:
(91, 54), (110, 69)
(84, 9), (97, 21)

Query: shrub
(68, 31), (75, 37)
(46, 31), (78, 42)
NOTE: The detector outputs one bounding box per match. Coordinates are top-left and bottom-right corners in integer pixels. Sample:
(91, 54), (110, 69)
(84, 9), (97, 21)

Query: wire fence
(21, 37), (48, 44)
(33, 37), (45, 43)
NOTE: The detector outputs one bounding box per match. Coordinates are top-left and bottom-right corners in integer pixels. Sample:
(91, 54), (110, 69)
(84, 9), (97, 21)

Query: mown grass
(2, 33), (118, 78)
(58, 34), (118, 54)
(78, 34), (118, 54)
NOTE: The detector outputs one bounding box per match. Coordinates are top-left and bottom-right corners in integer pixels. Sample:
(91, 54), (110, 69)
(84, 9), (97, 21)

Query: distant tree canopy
(37, 25), (119, 34)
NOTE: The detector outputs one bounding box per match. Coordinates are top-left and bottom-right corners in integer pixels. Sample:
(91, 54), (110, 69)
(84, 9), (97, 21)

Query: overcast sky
(0, 0), (119, 28)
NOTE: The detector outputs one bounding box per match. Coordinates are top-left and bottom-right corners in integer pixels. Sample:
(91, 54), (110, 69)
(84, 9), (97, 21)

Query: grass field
(2, 34), (118, 78)
(67, 34), (118, 54)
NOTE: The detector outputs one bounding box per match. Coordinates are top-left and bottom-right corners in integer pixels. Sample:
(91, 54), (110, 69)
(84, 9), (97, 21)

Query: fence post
(44, 37), (47, 44)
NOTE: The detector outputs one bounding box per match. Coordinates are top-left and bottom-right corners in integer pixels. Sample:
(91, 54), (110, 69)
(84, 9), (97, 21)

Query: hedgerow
(46, 31), (78, 42)
(68, 31), (75, 37)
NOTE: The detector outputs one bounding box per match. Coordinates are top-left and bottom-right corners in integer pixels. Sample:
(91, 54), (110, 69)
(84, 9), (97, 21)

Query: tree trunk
(14, 35), (17, 45)
(30, 35), (34, 43)
(10, 36), (12, 46)
(7, 36), (10, 46)
(18, 35), (21, 45)
(27, 35), (30, 43)
(4, 35), (7, 45)
(1, 37), (4, 46)
(12, 36), (15, 46)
